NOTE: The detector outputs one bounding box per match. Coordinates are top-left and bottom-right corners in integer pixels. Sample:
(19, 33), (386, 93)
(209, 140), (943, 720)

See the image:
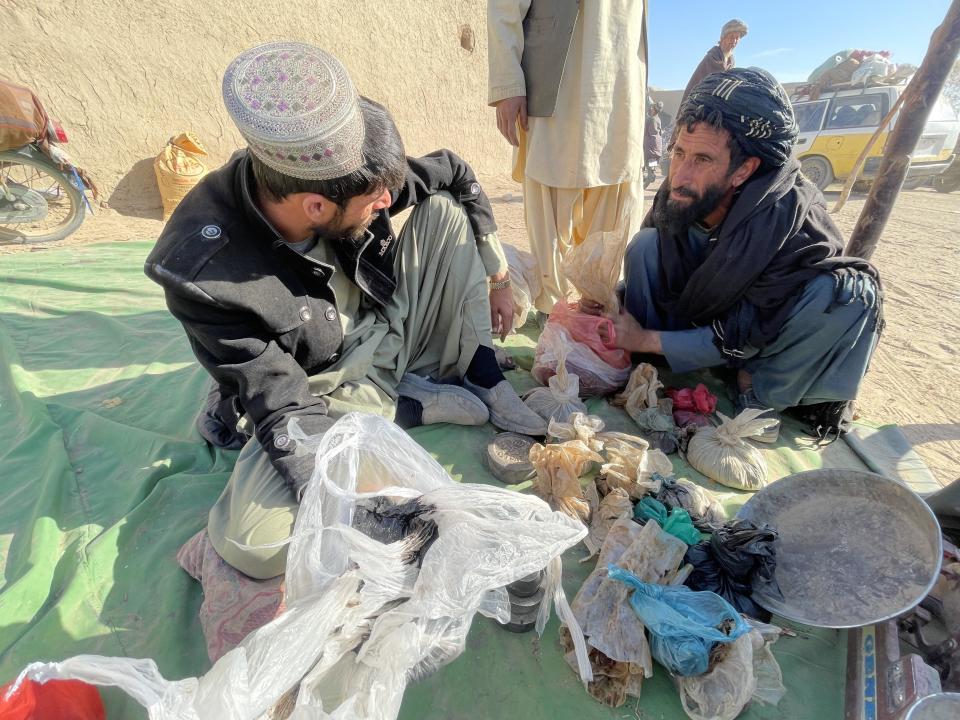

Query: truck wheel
(932, 174), (959, 193)
(800, 156), (834, 191)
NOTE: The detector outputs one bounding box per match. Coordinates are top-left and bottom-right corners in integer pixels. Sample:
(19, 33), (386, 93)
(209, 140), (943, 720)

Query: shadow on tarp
(0, 311), (191, 372)
(0, 353), (230, 717)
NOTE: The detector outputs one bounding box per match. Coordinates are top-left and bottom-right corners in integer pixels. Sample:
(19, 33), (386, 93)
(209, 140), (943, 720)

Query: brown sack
(0, 79), (50, 152)
(154, 132), (210, 220)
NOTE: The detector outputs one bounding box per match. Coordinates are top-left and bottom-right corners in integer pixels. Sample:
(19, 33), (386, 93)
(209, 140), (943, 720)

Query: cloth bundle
(686, 409), (775, 491)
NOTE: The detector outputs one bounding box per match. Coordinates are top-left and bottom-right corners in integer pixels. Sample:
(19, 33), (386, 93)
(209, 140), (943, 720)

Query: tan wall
(1, 0), (512, 215)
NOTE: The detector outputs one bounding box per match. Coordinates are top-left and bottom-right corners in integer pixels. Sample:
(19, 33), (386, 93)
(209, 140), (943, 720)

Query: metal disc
(736, 469), (942, 628)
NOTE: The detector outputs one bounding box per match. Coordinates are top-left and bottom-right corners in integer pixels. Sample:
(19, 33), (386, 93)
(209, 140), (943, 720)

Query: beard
(653, 178), (729, 236)
(312, 206), (377, 249)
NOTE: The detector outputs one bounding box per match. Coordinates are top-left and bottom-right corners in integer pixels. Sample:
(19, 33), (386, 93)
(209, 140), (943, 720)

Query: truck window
(793, 101), (828, 133)
(929, 96), (958, 122)
(826, 93), (889, 129)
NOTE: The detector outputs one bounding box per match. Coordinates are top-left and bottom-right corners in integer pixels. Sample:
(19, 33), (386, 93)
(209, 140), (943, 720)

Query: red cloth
(548, 300), (632, 370)
(667, 384), (717, 414)
(177, 529), (286, 662)
(0, 679), (104, 720)
(667, 384), (718, 427)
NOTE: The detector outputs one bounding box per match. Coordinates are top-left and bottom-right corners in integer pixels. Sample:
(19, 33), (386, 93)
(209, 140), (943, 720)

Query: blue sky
(648, 0), (954, 89)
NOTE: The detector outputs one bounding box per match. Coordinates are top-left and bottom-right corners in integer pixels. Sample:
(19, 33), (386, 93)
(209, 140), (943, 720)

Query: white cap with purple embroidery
(222, 41), (365, 180)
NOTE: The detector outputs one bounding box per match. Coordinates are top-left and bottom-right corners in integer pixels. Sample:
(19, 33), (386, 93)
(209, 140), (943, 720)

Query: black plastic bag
(655, 476), (728, 531)
(684, 519), (779, 621)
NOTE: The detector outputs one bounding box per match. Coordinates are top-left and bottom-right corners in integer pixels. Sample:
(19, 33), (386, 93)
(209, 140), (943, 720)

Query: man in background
(487, 0), (646, 324)
(679, 19), (748, 111)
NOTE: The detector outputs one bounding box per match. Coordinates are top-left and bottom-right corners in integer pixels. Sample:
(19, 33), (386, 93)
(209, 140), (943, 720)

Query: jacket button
(470, 182), (481, 194)
(329, 352), (339, 362)
(274, 434), (290, 449)
(325, 307), (337, 321)
(313, 267), (324, 276)
(299, 306), (312, 321)
(201, 224), (222, 239)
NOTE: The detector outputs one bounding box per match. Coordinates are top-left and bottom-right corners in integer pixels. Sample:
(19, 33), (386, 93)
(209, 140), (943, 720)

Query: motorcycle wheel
(0, 150), (85, 244)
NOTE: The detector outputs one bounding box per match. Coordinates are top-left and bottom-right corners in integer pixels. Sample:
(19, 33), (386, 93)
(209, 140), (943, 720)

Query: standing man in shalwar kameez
(487, 0), (647, 323)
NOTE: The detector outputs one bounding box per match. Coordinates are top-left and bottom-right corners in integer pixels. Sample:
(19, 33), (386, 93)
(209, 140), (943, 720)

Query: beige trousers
(523, 177), (641, 313)
(207, 192), (492, 579)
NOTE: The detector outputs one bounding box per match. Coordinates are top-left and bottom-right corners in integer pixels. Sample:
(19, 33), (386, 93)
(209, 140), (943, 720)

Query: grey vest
(520, 0), (580, 117)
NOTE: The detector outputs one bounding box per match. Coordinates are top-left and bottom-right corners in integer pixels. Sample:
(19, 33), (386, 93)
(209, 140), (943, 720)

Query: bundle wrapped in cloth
(686, 409), (776, 491)
(524, 330), (588, 424)
(529, 440), (604, 523)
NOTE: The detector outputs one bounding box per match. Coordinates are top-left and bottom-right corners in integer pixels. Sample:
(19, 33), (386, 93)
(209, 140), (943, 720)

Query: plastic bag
(10, 414), (592, 719)
(0, 678), (104, 720)
(634, 497), (702, 546)
(524, 333), (588, 424)
(686, 409), (775, 491)
(562, 519), (688, 706)
(559, 198), (637, 313)
(656, 477), (728, 532)
(529, 440), (604, 523)
(598, 436), (672, 499)
(583, 487), (634, 558)
(533, 303), (631, 397)
(502, 243), (542, 331)
(608, 565), (750, 677)
(684, 519), (780, 621)
(547, 412), (606, 450)
(613, 363), (663, 418)
(676, 622), (785, 720)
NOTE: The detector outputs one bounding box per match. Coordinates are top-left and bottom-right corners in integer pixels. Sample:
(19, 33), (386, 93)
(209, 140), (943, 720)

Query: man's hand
(494, 96), (528, 147)
(598, 308), (663, 355)
(489, 271), (515, 341)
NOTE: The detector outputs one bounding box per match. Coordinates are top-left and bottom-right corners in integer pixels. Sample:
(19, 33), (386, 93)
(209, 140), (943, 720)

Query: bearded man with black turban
(583, 67), (882, 442)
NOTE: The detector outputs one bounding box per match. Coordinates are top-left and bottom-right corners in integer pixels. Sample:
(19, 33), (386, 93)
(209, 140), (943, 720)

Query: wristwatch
(489, 278), (511, 290)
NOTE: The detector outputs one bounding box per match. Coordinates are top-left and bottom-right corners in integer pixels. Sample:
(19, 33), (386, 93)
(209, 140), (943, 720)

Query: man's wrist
(489, 270), (509, 283)
(637, 329), (663, 354)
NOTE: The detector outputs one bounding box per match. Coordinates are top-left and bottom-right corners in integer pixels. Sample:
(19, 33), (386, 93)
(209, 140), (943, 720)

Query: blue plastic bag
(608, 564), (749, 676)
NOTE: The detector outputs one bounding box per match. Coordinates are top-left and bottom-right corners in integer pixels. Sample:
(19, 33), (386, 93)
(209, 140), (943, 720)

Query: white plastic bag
(524, 333), (588, 424)
(675, 624), (785, 720)
(503, 243), (542, 332)
(9, 414), (593, 719)
(533, 324), (631, 398)
(686, 409), (776, 491)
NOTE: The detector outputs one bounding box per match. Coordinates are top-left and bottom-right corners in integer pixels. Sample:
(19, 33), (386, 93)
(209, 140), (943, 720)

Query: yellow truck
(790, 84), (959, 190)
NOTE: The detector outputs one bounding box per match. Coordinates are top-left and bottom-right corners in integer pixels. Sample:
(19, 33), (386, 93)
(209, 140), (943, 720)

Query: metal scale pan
(736, 469), (943, 628)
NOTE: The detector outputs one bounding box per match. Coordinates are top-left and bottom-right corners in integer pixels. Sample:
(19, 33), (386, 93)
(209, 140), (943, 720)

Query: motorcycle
(0, 85), (94, 244)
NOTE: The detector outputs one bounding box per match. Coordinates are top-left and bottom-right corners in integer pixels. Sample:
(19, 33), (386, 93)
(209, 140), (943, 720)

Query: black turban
(678, 67), (798, 168)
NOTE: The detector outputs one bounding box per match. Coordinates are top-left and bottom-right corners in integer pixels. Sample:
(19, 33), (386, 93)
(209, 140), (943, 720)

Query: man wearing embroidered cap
(679, 19), (748, 113)
(145, 42), (547, 580)
(582, 67), (883, 444)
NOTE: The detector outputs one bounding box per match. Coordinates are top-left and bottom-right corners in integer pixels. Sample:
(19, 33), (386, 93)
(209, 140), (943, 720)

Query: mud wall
(1, 0), (511, 215)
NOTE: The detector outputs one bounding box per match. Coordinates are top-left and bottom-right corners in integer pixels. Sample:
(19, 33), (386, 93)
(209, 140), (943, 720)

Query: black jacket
(145, 149), (497, 494)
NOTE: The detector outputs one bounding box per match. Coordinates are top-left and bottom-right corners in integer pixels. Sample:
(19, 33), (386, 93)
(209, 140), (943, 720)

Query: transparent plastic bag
(529, 440), (604, 523)
(533, 312), (631, 397)
(686, 410), (776, 491)
(562, 519), (688, 706)
(9, 414), (593, 719)
(524, 333), (588, 424)
(502, 243), (541, 332)
(675, 624), (785, 720)
(546, 412), (605, 450)
(613, 363), (663, 419)
(560, 216), (633, 314)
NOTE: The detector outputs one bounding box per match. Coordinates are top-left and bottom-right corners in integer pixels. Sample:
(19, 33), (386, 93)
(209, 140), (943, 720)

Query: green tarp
(1, 241), (880, 717)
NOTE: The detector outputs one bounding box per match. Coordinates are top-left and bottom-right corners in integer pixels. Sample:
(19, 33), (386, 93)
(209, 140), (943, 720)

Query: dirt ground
(3, 178), (958, 486)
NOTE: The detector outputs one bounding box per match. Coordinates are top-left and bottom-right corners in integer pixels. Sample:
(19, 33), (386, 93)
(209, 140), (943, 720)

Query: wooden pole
(845, 0), (960, 260)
